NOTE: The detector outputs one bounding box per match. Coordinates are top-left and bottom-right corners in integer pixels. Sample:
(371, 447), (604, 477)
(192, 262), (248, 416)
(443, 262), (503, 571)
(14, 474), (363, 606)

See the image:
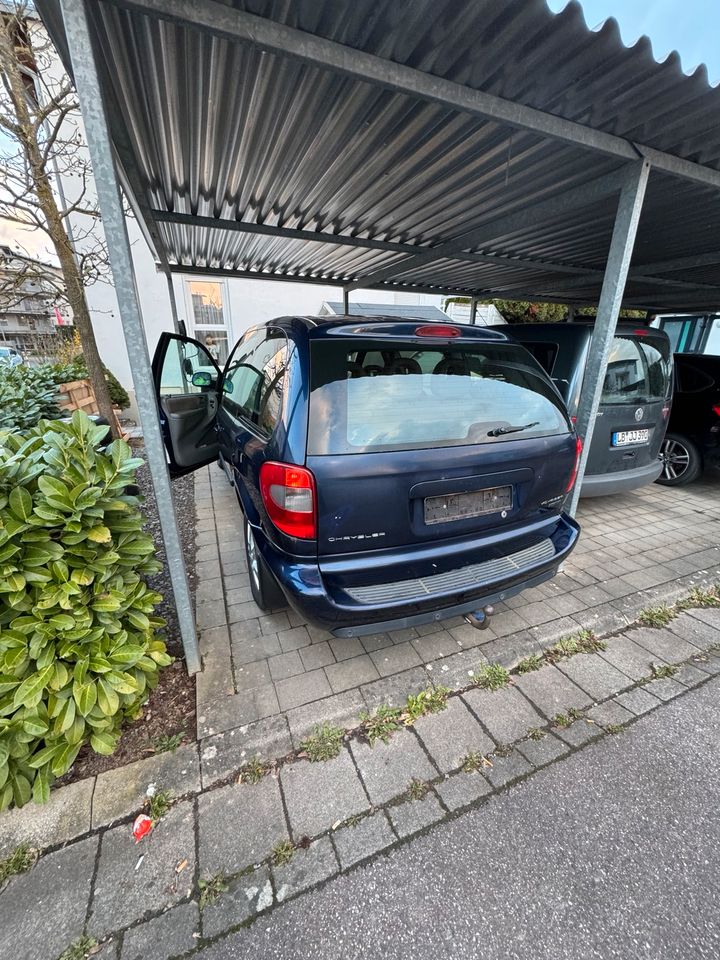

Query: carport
(36, 0), (720, 671)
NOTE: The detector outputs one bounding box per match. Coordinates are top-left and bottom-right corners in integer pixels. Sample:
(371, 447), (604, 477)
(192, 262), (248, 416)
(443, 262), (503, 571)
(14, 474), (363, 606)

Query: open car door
(152, 332), (222, 478)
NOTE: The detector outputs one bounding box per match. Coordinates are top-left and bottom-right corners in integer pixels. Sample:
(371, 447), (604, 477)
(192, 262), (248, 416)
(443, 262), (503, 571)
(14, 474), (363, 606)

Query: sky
(547, 0), (720, 84)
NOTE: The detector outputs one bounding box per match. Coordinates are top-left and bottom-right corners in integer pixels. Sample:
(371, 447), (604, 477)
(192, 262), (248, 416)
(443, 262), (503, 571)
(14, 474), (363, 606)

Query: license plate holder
(612, 429), (650, 447)
(424, 484), (513, 525)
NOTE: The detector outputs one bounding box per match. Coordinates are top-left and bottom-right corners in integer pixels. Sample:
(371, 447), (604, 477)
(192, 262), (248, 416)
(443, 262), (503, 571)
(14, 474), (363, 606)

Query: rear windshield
(601, 335), (671, 405)
(308, 340), (571, 455)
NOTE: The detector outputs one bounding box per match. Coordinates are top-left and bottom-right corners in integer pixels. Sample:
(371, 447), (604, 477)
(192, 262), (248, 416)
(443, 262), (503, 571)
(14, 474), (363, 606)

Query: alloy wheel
(659, 437), (690, 481)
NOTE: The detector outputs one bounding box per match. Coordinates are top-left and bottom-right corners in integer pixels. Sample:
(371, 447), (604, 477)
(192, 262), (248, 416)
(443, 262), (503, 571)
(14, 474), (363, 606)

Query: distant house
(0, 246), (70, 356)
(320, 301), (450, 321)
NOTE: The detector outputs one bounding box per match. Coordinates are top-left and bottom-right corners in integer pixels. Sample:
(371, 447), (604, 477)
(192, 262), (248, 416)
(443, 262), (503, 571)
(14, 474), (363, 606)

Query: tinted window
(601, 336), (670, 404)
(159, 337), (217, 396)
(308, 340), (570, 455)
(515, 341), (558, 375)
(221, 329), (289, 435)
(676, 361), (715, 394)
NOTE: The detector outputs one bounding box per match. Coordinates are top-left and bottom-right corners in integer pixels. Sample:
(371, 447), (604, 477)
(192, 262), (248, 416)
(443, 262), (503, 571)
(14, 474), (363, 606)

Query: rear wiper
(487, 421), (540, 437)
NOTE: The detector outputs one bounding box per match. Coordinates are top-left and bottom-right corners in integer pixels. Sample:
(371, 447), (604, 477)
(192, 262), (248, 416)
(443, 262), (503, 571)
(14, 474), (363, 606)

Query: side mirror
(191, 370), (213, 388)
(222, 379), (234, 395)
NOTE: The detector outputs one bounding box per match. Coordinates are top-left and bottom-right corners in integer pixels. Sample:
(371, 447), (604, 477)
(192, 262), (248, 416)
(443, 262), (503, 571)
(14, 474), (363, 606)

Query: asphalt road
(199, 678), (720, 960)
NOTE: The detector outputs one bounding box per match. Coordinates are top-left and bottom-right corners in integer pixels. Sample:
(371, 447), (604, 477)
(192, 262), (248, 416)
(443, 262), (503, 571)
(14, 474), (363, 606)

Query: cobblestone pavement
(193, 465), (720, 746)
(2, 605), (720, 960)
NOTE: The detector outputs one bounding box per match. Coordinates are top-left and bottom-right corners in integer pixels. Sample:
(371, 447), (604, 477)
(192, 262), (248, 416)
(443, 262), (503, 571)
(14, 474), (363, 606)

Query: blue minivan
(152, 317), (581, 637)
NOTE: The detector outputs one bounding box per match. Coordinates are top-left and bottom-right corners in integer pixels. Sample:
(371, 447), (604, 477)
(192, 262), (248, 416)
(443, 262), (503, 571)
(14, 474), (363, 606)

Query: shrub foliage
(0, 413), (170, 809)
(0, 365), (64, 431)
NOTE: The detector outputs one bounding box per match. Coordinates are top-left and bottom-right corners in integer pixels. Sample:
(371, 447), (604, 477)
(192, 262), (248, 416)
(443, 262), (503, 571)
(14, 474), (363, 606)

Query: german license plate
(424, 485), (513, 525)
(612, 429), (650, 447)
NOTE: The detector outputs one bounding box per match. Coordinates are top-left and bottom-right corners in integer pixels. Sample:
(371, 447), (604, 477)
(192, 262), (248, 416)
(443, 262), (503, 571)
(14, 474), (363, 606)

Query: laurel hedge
(0, 412), (170, 809)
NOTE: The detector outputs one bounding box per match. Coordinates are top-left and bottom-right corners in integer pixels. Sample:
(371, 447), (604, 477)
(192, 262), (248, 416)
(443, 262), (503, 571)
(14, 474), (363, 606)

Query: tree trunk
(0, 15), (120, 437)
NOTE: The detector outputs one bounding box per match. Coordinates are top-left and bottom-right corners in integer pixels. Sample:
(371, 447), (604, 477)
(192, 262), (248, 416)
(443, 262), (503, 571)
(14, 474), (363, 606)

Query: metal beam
(470, 297), (478, 325)
(105, 0), (720, 191)
(61, 0), (201, 675)
(568, 160), (651, 515)
(165, 273), (181, 334)
(491, 270), (720, 297)
(342, 288), (349, 314)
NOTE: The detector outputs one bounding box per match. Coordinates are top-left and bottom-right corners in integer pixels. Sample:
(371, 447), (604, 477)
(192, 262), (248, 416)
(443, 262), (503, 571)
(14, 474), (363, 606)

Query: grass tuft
(271, 839), (295, 867)
(651, 662), (677, 680)
(545, 630), (605, 664)
(404, 686), (450, 723)
(568, 707), (585, 721)
(678, 586), (720, 610)
(239, 756), (269, 783)
(199, 874), (229, 908)
(153, 732), (184, 754)
(56, 937), (97, 960)
(147, 789), (172, 823)
(470, 663), (510, 691)
(551, 712), (571, 728)
(606, 724), (624, 735)
(406, 778), (430, 801)
(515, 654), (543, 675)
(526, 727), (545, 741)
(360, 705), (403, 746)
(460, 751), (490, 773)
(300, 723), (344, 762)
(0, 844), (38, 886)
(638, 604), (676, 628)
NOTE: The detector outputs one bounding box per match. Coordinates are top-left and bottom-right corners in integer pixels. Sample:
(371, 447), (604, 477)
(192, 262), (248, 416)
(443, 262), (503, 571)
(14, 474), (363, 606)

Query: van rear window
(308, 340), (571, 455)
(601, 336), (671, 404)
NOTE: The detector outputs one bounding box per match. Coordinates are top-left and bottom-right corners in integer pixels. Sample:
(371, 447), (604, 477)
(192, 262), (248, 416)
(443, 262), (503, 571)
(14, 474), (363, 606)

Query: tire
(656, 433), (703, 486)
(244, 517), (286, 611)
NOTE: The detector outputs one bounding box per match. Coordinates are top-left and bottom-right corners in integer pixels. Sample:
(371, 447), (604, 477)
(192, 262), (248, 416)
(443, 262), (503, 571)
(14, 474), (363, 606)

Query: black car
(657, 353), (720, 486)
(507, 322), (673, 497)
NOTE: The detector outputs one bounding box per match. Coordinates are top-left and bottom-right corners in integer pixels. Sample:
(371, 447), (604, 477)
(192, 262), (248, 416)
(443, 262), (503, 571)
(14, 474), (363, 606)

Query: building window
(185, 280), (231, 364)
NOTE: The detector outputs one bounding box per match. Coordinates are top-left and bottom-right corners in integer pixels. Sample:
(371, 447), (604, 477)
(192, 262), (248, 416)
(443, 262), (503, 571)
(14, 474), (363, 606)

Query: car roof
(280, 315), (512, 342)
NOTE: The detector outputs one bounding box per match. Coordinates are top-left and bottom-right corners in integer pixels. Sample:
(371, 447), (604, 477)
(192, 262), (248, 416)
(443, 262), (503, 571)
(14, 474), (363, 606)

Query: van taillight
(565, 437), (583, 493)
(259, 462), (316, 539)
(713, 405), (720, 418)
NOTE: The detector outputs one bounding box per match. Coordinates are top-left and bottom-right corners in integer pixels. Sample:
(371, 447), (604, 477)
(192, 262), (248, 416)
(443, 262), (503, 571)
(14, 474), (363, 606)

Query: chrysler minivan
(152, 317), (581, 636)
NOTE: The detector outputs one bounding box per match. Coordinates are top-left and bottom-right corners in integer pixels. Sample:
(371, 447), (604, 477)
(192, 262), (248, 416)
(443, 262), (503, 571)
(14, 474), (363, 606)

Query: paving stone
(225, 587), (253, 606)
(516, 667), (592, 717)
(275, 668), (333, 711)
(196, 559), (221, 581)
(350, 731), (437, 806)
(411, 631), (461, 662)
(672, 662), (710, 688)
(231, 631), (282, 666)
(516, 732), (569, 767)
(234, 659), (271, 692)
(627, 626), (702, 664)
(557, 654), (634, 701)
(286, 690), (366, 748)
(0, 833), (97, 960)
(325, 654), (380, 693)
(202, 865), (273, 938)
(360, 633), (395, 654)
(328, 636), (364, 662)
(435, 771), (492, 811)
(268, 650), (304, 682)
(281, 749), (369, 838)
(687, 606), (720, 631)
(200, 715), (293, 788)
(228, 601), (264, 624)
(0, 777), (93, 857)
(643, 677), (686, 701)
(92, 745), (200, 828)
(299, 641), (335, 671)
(196, 577), (224, 602)
(598, 635), (659, 682)
(273, 836), (338, 903)
(462, 684), (544, 744)
(260, 613), (291, 636)
(586, 700), (635, 728)
(369, 641), (423, 677)
(333, 811), (395, 870)
(196, 647), (235, 704)
(614, 687), (661, 716)
(669, 612), (720, 652)
(198, 776), (287, 875)
(448, 622), (491, 650)
(414, 697), (494, 773)
(387, 793), (444, 838)
(484, 749), (533, 789)
(555, 719), (603, 748)
(197, 686), (280, 738)
(196, 599), (227, 631)
(120, 901), (200, 960)
(360, 667), (430, 711)
(90, 802), (196, 937)
(689, 652), (720, 675)
(277, 626), (311, 651)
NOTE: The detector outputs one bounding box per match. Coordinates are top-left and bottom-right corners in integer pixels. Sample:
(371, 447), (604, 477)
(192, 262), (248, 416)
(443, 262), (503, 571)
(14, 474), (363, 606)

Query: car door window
(222, 329), (289, 435)
(159, 338), (218, 395)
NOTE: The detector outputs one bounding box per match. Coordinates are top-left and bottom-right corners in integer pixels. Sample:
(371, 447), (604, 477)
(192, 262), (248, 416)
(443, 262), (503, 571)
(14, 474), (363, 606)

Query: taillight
(662, 403), (671, 419)
(713, 404), (720, 418)
(415, 324), (461, 338)
(565, 436), (583, 493)
(259, 462), (316, 539)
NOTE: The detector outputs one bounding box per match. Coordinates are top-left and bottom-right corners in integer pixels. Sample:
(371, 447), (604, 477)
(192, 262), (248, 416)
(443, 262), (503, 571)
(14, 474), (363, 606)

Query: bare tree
(0, 1), (118, 433)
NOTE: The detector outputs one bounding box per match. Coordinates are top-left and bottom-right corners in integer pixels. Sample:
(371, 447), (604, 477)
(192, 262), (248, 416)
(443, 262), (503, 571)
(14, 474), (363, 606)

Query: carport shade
(35, 0), (720, 670)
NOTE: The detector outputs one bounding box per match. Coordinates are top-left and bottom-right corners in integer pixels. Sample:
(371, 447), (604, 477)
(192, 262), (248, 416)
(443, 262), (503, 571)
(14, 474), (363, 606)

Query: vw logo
(634, 408), (644, 422)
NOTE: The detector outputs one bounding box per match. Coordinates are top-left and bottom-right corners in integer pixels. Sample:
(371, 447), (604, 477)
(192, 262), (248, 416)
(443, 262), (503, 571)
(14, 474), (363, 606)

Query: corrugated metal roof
(322, 302), (448, 321)
(36, 0), (720, 310)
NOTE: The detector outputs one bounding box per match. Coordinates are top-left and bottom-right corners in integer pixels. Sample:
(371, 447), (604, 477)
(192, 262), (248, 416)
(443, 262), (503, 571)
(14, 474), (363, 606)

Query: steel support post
(342, 288), (350, 314)
(469, 297), (478, 324)
(165, 272), (182, 334)
(59, 0), (201, 673)
(568, 159), (650, 516)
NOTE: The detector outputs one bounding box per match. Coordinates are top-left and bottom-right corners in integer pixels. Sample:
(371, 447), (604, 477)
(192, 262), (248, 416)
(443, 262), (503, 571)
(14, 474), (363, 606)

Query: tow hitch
(463, 605), (495, 630)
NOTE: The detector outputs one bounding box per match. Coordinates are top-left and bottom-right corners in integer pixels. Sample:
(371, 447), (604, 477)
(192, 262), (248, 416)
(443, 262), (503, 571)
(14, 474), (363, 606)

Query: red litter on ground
(133, 814), (153, 842)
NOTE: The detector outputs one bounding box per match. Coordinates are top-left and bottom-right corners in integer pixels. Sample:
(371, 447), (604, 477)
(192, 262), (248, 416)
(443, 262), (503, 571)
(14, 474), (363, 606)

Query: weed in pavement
(526, 727), (545, 741)
(199, 874), (229, 908)
(148, 789), (172, 823)
(300, 723), (344, 762)
(153, 732), (184, 754)
(239, 756), (270, 783)
(407, 778), (430, 801)
(0, 844), (38, 886)
(271, 839), (295, 867)
(360, 705), (403, 745)
(470, 663), (510, 691)
(651, 663), (678, 680)
(638, 605), (676, 628)
(460, 751), (490, 773)
(516, 654), (543, 674)
(56, 937), (97, 960)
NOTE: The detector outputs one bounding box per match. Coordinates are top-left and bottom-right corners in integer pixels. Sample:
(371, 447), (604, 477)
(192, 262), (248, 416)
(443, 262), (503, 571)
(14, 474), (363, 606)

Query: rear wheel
(244, 518), (286, 611)
(657, 433), (703, 486)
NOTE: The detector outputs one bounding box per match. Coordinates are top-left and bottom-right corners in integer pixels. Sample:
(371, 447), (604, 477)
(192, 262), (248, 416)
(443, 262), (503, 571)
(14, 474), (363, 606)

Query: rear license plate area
(424, 485), (513, 525)
(612, 429), (650, 447)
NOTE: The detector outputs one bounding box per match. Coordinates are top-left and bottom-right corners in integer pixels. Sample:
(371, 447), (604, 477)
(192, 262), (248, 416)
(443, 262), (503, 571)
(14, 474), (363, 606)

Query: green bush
(56, 356), (131, 410)
(0, 365), (64, 431)
(0, 412), (170, 809)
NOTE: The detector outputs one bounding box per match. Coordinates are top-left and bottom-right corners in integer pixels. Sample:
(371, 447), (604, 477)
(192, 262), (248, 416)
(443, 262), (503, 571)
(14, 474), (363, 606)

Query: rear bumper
(256, 514), (579, 637)
(580, 460), (662, 498)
